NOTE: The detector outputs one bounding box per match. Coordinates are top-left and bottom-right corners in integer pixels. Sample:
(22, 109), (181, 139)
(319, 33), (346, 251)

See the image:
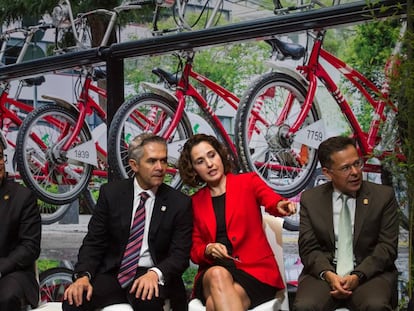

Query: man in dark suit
(63, 133), (192, 311)
(293, 136), (399, 311)
(0, 132), (41, 310)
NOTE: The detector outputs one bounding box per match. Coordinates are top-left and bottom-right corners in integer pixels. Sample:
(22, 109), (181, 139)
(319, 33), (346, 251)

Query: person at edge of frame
(62, 133), (193, 311)
(177, 133), (297, 311)
(293, 135), (399, 311)
(0, 131), (41, 310)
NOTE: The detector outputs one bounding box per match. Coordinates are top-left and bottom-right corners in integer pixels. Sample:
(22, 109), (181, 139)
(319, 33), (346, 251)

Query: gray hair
(128, 133), (167, 161)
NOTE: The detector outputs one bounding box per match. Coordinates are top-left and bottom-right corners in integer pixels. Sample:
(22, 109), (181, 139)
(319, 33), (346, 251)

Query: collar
(133, 178), (155, 199)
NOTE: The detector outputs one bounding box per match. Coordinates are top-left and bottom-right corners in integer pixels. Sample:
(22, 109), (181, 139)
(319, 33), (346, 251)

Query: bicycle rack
(0, 0), (407, 179)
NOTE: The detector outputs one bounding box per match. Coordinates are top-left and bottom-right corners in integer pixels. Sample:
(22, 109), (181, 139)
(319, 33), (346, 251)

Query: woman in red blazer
(178, 134), (296, 311)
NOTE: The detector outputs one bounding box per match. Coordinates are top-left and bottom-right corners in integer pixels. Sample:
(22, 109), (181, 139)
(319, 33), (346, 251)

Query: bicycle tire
(16, 104), (93, 205)
(235, 72), (320, 198)
(39, 267), (73, 303)
(108, 93), (193, 189)
(39, 201), (72, 225)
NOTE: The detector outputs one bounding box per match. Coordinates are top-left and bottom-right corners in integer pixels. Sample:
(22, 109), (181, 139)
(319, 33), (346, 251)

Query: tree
(394, 0), (414, 305)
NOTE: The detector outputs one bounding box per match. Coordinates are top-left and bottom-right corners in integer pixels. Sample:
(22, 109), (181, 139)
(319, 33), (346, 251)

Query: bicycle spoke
(108, 93), (193, 189)
(16, 105), (92, 205)
(236, 72), (319, 198)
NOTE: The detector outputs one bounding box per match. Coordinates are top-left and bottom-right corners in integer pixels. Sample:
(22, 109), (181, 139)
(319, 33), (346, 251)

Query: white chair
(30, 300), (171, 311)
(99, 299), (170, 311)
(188, 213), (289, 311)
(100, 304), (133, 311)
(29, 302), (62, 311)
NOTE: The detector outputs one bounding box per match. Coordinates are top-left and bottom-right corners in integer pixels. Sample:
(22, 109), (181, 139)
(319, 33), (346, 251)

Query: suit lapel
(119, 179), (135, 238)
(197, 187), (216, 240)
(321, 184), (335, 249)
(353, 182), (370, 244)
(149, 184), (168, 236)
(0, 182), (13, 211)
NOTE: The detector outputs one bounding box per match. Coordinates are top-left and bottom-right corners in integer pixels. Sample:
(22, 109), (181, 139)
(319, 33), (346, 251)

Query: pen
(227, 255), (242, 263)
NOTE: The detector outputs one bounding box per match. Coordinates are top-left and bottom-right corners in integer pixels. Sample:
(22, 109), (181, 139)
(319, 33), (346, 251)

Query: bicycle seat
(23, 75), (45, 86)
(152, 67), (180, 86)
(265, 38), (305, 60)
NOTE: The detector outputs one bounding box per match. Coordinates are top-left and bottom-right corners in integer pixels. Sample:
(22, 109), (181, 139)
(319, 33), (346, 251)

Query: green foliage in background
(342, 19), (401, 82)
(37, 259), (60, 273)
(393, 1), (414, 301)
(333, 20), (402, 132)
(125, 41), (269, 100)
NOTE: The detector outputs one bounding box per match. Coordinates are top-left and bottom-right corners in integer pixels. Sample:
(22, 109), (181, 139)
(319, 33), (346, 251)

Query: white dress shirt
(131, 178), (164, 284)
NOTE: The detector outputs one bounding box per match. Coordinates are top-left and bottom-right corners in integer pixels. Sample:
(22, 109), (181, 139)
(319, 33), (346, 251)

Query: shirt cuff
(319, 270), (333, 281)
(149, 267), (165, 285)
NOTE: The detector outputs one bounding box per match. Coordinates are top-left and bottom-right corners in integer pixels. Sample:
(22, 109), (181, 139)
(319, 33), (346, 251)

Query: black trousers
(62, 270), (166, 311)
(0, 274), (26, 311)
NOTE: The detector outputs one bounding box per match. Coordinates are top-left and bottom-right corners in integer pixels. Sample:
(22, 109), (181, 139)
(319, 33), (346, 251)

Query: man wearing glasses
(293, 136), (398, 311)
(0, 132), (41, 309)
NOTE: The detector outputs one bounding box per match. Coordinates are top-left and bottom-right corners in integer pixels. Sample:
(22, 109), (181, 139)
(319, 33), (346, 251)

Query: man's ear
(129, 159), (139, 172)
(321, 167), (332, 181)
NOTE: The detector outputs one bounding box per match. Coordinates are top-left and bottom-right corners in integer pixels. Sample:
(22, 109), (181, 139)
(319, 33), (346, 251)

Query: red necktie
(117, 192), (150, 288)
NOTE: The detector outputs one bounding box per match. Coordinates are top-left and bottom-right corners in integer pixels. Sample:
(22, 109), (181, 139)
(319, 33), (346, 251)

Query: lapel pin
(3, 194), (9, 200)
(363, 198), (368, 205)
(161, 206), (167, 212)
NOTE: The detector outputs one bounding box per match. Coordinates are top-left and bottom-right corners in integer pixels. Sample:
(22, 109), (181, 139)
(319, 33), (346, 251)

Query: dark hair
(317, 136), (357, 168)
(128, 133), (167, 162)
(178, 134), (234, 187)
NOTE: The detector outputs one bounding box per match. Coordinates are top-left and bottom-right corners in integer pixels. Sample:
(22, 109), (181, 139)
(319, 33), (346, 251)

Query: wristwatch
(72, 271), (91, 282)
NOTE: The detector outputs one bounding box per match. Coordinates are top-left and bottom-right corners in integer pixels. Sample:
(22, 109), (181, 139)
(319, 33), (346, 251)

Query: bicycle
(38, 266), (73, 303)
(234, 26), (406, 224)
(107, 47), (303, 232)
(14, 0), (127, 209)
(0, 24), (83, 224)
(15, 65), (108, 208)
(15, 0), (230, 210)
(107, 49), (239, 185)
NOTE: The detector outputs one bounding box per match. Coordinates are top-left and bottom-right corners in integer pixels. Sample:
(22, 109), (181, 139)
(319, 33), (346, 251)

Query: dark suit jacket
(74, 178), (192, 308)
(0, 179), (41, 307)
(298, 180), (399, 287)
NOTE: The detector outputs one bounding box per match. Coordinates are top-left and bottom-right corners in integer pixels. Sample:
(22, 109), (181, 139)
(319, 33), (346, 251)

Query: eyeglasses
(329, 158), (364, 175)
(0, 153), (7, 163)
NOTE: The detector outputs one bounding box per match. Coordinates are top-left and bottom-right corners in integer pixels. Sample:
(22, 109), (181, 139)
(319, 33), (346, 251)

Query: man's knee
(293, 296), (321, 311)
(353, 296), (393, 311)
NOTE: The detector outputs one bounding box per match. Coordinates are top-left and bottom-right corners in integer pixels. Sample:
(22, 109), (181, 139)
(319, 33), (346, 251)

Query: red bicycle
(0, 24), (83, 224)
(107, 50), (240, 187)
(108, 47), (304, 231)
(234, 25), (406, 224)
(15, 65), (108, 209)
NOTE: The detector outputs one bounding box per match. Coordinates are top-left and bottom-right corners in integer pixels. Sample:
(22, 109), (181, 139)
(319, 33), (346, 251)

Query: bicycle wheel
(108, 93), (193, 189)
(235, 72), (320, 198)
(39, 200), (71, 225)
(16, 104), (93, 205)
(39, 267), (73, 303)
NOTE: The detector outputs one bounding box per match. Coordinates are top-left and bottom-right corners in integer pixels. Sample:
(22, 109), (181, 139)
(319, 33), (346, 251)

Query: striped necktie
(117, 191), (150, 288)
(336, 194), (354, 276)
